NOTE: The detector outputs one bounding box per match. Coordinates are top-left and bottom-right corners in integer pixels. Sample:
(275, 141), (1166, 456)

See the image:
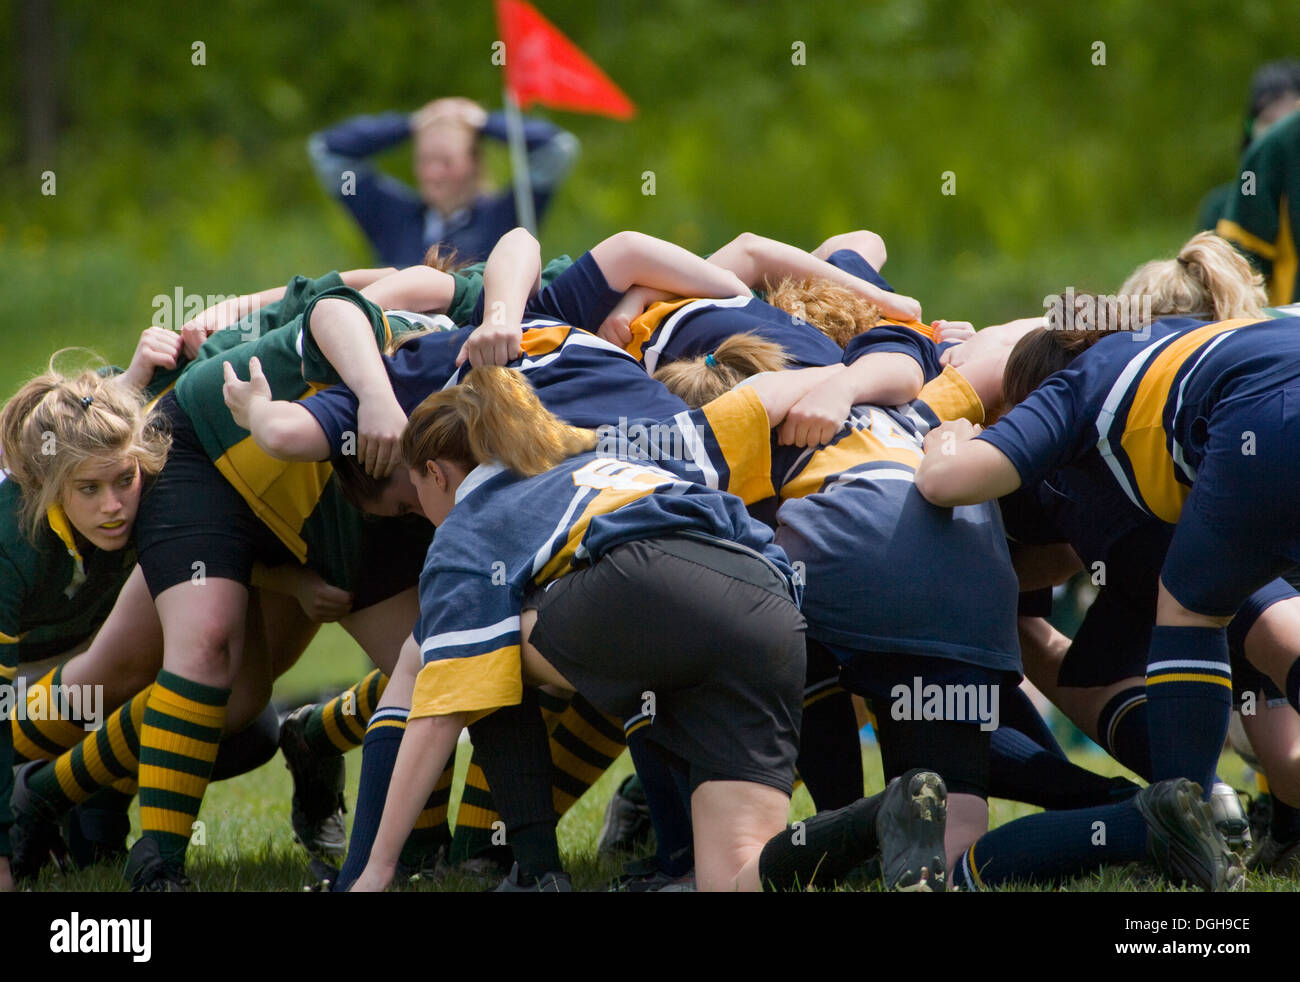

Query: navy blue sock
(989, 726), (1139, 809)
(953, 799), (1147, 890)
(1146, 626), (1231, 790)
(333, 706), (407, 891)
(626, 729), (693, 876)
(797, 645), (864, 811)
(999, 685), (1068, 759)
(1096, 686), (1153, 779)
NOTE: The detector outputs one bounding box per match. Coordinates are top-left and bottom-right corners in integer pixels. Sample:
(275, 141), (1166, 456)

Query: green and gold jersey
(172, 285), (417, 587)
(1218, 109), (1300, 305)
(0, 476), (136, 666)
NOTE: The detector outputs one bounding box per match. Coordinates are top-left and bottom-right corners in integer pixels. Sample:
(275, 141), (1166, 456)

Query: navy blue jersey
(410, 393), (793, 721)
(977, 317), (1298, 524)
(630, 367), (1018, 670)
(301, 320), (686, 453)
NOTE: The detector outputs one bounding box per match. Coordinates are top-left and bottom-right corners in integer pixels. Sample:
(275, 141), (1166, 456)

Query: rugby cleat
(9, 761), (70, 881)
(491, 862), (573, 892)
(596, 774), (654, 856)
(1208, 782), (1252, 853)
(874, 769), (948, 892)
(1135, 778), (1245, 891)
(1247, 833), (1300, 876)
(124, 836), (190, 892)
(278, 704), (347, 861)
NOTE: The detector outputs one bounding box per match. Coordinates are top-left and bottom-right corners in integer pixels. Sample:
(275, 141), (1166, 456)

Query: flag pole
(502, 86), (537, 235)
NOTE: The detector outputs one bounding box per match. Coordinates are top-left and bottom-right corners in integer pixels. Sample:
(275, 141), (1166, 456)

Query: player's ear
(425, 459), (446, 490)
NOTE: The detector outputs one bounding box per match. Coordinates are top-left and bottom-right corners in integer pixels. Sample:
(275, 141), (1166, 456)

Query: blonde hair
(764, 275), (882, 347)
(653, 333), (789, 409)
(0, 355), (170, 540)
(1120, 232), (1266, 321)
(401, 367), (597, 478)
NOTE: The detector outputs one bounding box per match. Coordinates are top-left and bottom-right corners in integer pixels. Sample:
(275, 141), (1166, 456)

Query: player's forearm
(308, 298), (396, 405)
(590, 231), (749, 298)
(246, 398), (331, 461)
(362, 713), (464, 887)
(837, 352), (924, 407)
(180, 286), (286, 335)
(712, 231), (916, 316)
(360, 265), (456, 313)
(482, 227), (542, 326)
(739, 364), (847, 427)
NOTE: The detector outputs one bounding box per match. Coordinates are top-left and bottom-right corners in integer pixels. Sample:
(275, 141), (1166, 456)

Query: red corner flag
(495, 0), (636, 120)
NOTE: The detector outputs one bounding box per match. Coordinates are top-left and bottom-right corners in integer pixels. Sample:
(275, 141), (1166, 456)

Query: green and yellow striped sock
(138, 671), (229, 865)
(12, 665), (89, 762)
(303, 670), (389, 756)
(29, 685), (151, 814)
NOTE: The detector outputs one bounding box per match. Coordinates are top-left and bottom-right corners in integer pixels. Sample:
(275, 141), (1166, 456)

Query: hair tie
(704, 352), (717, 367)
(80, 395), (94, 410)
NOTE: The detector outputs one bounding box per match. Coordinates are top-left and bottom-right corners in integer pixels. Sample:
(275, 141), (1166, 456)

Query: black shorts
(830, 644), (1013, 798)
(526, 533), (807, 795)
(136, 393), (295, 597)
(1059, 571), (1288, 705)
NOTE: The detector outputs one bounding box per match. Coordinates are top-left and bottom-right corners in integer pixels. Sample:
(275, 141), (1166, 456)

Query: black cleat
(279, 704), (347, 861)
(596, 775), (654, 856)
(874, 769), (947, 892)
(491, 862), (573, 892)
(9, 761), (69, 881)
(1247, 833), (1300, 875)
(124, 836), (190, 892)
(1135, 778), (1245, 891)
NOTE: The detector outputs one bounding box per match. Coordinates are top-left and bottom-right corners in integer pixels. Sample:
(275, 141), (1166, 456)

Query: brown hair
(401, 367), (597, 478)
(1120, 232), (1266, 321)
(421, 244), (468, 273)
(1002, 292), (1129, 408)
(0, 355), (170, 539)
(332, 452), (388, 511)
(764, 275), (882, 347)
(653, 333), (789, 409)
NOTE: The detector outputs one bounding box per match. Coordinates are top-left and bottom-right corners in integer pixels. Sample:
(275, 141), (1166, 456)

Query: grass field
(20, 622), (1296, 892)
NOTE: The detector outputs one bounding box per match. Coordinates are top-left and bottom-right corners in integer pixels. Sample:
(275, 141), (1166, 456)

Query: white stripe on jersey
(421, 615), (521, 656)
(388, 310), (456, 333)
(672, 409), (719, 488)
(642, 296), (752, 374)
(531, 484), (599, 578)
(1147, 659), (1231, 673)
(1094, 333), (1179, 514)
(1170, 330), (1236, 482)
(822, 466), (915, 494)
(441, 323), (640, 392)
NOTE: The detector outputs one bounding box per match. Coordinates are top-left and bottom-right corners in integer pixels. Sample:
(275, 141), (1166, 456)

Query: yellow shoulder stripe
(1216, 218), (1278, 260)
(1272, 194), (1296, 306)
(1122, 319), (1263, 523)
(625, 299), (697, 362)
(520, 325), (573, 357)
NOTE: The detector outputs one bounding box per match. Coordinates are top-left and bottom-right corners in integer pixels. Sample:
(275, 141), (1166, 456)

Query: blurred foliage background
(2, 0), (1297, 394)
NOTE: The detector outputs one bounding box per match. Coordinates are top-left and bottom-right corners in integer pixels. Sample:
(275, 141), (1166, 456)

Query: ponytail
(401, 367), (597, 478)
(653, 333), (789, 409)
(1119, 232), (1266, 322)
